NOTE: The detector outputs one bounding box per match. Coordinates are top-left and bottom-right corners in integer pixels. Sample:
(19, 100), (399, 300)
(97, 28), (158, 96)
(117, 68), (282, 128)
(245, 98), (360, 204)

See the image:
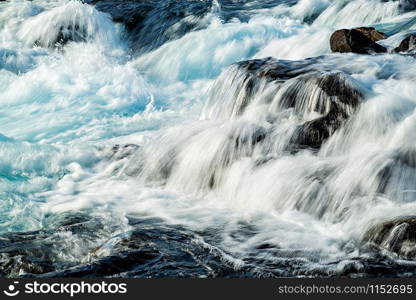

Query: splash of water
(1, 0), (416, 277)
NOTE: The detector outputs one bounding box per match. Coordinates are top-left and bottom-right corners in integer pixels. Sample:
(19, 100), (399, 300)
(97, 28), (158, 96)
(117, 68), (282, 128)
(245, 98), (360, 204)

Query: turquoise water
(1, 0), (416, 277)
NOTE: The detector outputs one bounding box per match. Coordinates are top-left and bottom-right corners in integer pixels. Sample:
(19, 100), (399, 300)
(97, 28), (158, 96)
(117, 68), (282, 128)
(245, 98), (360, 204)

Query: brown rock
(330, 28), (387, 54)
(354, 27), (387, 42)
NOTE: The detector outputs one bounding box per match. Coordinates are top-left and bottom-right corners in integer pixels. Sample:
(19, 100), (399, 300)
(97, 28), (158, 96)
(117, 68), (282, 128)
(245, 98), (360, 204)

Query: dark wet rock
(277, 71), (363, 113)
(110, 144), (139, 160)
(0, 214), (254, 278)
(233, 58), (364, 150)
(0, 230), (56, 277)
(363, 216), (416, 259)
(330, 28), (387, 54)
(203, 125), (267, 189)
(225, 57), (322, 120)
(293, 111), (344, 150)
(354, 27), (387, 42)
(394, 34), (416, 53)
(0, 214), (107, 277)
(236, 57), (320, 82)
(2, 214), (416, 278)
(0, 230), (64, 277)
(289, 72), (363, 149)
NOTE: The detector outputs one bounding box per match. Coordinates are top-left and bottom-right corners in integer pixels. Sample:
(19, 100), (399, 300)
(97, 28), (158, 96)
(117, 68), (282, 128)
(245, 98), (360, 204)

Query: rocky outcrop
(363, 216), (416, 259)
(44, 24), (88, 47)
(330, 27), (387, 54)
(17, 2), (100, 48)
(394, 34), (416, 53)
(235, 58), (364, 150)
(288, 72), (363, 149)
(293, 105), (351, 150)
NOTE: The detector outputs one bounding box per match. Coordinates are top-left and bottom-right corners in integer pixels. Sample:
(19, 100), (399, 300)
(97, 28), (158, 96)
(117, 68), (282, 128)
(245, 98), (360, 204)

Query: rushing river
(1, 0), (416, 277)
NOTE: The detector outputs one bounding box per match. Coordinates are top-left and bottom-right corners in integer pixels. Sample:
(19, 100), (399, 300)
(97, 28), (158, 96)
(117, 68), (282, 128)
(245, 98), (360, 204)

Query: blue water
(1, 0), (416, 277)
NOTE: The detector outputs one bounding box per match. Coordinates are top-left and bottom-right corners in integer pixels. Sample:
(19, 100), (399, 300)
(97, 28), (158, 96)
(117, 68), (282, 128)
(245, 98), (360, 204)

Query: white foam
(133, 16), (302, 82)
(2, 0), (416, 271)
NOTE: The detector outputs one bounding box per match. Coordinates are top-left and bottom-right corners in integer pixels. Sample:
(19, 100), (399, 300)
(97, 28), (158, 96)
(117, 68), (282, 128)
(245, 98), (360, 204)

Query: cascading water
(1, 0), (416, 277)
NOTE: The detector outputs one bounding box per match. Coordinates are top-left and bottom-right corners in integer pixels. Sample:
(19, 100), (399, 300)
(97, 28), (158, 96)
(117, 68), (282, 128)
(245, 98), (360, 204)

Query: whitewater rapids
(1, 0), (416, 277)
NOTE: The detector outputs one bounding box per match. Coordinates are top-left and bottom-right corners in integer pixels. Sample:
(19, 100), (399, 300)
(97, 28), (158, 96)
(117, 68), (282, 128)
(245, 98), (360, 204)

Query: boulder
(362, 216), (416, 259)
(394, 34), (416, 53)
(289, 72), (363, 149)
(293, 108), (345, 150)
(330, 28), (387, 54)
(354, 27), (387, 42)
(232, 58), (364, 150)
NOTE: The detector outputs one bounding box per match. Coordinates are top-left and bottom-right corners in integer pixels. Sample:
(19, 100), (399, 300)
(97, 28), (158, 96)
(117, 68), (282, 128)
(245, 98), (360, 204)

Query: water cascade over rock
(363, 216), (416, 259)
(2, 0), (416, 278)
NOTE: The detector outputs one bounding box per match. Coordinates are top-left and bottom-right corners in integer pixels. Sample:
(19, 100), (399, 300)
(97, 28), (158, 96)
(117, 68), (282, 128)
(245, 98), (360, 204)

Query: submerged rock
(17, 1), (108, 49)
(330, 28), (387, 54)
(233, 58), (364, 150)
(31, 24), (88, 47)
(288, 71), (363, 149)
(236, 57), (323, 83)
(394, 34), (416, 53)
(294, 107), (346, 150)
(375, 149), (416, 196)
(363, 216), (416, 259)
(0, 213), (106, 277)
